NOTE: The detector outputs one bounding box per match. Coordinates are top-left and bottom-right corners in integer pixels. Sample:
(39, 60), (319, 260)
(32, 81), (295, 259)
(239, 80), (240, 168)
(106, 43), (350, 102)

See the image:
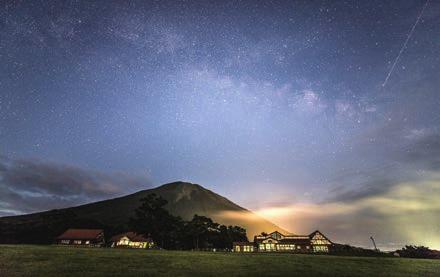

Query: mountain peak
(158, 181), (203, 190)
(0, 181), (288, 242)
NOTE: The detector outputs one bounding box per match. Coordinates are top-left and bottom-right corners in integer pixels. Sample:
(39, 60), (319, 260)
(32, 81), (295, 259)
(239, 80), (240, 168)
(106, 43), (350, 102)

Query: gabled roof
(110, 232), (152, 243)
(254, 236), (310, 243)
(253, 230), (332, 245)
(269, 231), (284, 236)
(57, 229), (103, 240)
(254, 231), (286, 240)
(309, 230), (332, 243)
(255, 230), (310, 242)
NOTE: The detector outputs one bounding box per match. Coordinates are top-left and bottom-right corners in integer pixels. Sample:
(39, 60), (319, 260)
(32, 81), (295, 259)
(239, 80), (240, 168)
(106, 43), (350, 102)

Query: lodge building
(233, 230), (332, 253)
(110, 232), (155, 249)
(56, 228), (105, 247)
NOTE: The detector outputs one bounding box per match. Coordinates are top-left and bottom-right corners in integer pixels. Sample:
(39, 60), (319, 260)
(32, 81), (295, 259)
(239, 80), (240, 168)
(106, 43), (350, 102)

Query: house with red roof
(56, 229), (105, 247)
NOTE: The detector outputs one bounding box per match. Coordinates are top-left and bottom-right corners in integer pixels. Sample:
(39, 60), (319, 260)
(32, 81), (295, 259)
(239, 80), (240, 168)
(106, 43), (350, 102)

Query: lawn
(0, 245), (439, 277)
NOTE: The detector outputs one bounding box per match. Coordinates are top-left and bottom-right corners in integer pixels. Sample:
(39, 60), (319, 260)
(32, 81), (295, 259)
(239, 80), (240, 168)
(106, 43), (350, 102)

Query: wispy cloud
(253, 178), (440, 250)
(0, 156), (151, 216)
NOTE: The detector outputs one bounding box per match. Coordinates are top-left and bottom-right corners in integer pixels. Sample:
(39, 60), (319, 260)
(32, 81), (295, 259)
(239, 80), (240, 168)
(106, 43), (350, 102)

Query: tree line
(129, 193), (248, 250)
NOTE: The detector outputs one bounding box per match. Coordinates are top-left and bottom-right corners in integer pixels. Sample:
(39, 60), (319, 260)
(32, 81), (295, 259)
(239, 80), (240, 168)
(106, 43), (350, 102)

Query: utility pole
(370, 236), (378, 251)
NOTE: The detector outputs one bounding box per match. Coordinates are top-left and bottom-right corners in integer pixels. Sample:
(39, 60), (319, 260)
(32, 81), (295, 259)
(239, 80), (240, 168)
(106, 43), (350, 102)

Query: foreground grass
(0, 245), (439, 276)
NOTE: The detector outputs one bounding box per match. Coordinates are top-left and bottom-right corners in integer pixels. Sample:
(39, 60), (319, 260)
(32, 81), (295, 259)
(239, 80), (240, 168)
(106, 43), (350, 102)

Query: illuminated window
(235, 245), (240, 252)
(73, 240), (82, 244)
(61, 240), (70, 244)
(85, 240), (90, 245)
(243, 245), (253, 252)
(311, 233), (330, 246)
(313, 246), (329, 252)
(118, 237), (130, 246)
(264, 243), (276, 251)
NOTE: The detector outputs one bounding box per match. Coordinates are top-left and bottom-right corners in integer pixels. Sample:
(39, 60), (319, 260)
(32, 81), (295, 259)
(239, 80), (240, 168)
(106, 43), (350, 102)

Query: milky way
(1, 0), (440, 249)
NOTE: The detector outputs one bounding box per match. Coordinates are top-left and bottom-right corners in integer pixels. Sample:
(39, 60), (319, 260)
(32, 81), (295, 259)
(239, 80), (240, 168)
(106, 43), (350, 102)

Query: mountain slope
(0, 181), (287, 243)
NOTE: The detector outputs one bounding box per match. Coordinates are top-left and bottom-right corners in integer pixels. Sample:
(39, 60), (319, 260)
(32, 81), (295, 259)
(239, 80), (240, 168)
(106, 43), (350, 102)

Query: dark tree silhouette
(397, 245), (439, 259)
(129, 193), (184, 248)
(186, 215), (218, 249)
(130, 193), (248, 250)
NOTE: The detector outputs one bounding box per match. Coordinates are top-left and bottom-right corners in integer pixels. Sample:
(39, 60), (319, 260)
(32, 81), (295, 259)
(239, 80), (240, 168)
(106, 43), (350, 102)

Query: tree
(397, 245), (438, 259)
(130, 193), (249, 250)
(211, 224), (248, 249)
(186, 215), (219, 250)
(129, 193), (184, 249)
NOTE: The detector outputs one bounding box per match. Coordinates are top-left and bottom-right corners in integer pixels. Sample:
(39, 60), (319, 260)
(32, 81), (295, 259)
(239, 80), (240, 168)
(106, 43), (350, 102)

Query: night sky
(1, 0), (440, 249)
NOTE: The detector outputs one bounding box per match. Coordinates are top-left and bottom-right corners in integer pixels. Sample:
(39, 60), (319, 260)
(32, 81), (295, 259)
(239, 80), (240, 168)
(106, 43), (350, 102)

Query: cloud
(253, 179), (440, 250)
(335, 124), (440, 202)
(0, 156), (151, 216)
(402, 133), (440, 170)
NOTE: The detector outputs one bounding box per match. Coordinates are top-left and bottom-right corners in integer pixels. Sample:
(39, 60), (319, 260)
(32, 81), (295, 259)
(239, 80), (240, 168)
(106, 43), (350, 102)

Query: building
(233, 230), (332, 253)
(309, 230), (333, 252)
(110, 232), (155, 249)
(56, 229), (105, 247)
(233, 241), (255, 252)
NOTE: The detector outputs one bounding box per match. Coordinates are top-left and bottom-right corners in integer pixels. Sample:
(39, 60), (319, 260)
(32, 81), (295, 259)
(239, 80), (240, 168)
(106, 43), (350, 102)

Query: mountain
(0, 181), (288, 244)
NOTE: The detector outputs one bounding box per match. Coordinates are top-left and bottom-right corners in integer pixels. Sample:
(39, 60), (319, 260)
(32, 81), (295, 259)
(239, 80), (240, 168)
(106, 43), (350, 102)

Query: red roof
(110, 232), (152, 243)
(57, 229), (104, 240)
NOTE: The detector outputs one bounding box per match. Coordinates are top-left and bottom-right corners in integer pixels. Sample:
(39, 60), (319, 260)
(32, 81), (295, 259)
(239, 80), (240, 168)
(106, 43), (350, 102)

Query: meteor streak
(382, 0), (429, 87)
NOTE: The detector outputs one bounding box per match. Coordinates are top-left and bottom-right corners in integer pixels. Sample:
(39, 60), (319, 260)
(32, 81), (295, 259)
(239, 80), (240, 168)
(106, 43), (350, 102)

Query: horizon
(1, 0), (440, 251)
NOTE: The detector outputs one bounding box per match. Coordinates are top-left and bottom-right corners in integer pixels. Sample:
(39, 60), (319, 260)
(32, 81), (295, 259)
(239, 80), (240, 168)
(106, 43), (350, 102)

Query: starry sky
(1, 0), (440, 250)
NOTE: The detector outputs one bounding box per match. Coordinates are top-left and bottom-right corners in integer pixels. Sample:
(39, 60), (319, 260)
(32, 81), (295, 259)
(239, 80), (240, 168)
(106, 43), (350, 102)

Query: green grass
(0, 245), (439, 277)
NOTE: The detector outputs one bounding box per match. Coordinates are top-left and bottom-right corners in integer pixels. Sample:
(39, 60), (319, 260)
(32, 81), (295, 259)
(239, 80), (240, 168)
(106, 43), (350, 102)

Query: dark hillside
(0, 181), (286, 243)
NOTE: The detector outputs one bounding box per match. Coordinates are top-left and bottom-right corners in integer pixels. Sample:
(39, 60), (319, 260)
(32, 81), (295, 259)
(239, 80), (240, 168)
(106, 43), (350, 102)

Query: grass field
(1, 245), (439, 276)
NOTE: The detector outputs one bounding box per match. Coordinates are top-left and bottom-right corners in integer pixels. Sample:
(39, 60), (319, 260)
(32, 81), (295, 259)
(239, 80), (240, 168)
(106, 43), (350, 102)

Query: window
(277, 244), (294, 251)
(118, 237), (130, 246)
(312, 239), (330, 245)
(235, 245), (240, 252)
(61, 240), (70, 244)
(313, 246), (329, 252)
(311, 233), (330, 245)
(243, 245), (253, 252)
(85, 240), (90, 245)
(283, 244), (293, 250)
(264, 243), (276, 251)
(73, 240), (82, 245)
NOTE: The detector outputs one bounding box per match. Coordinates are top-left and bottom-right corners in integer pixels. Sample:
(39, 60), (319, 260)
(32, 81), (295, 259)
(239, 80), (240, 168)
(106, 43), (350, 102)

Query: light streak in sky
(382, 0), (430, 87)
